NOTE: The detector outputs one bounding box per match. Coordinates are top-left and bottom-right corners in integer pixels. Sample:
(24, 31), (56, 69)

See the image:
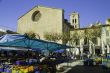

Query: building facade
(17, 5), (110, 55)
(18, 6), (65, 41)
(70, 20), (110, 56)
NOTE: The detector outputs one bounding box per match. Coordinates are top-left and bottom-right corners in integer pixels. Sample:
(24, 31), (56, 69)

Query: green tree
(69, 30), (84, 59)
(43, 32), (61, 42)
(70, 30), (84, 46)
(61, 32), (71, 44)
(84, 25), (102, 55)
(24, 32), (36, 39)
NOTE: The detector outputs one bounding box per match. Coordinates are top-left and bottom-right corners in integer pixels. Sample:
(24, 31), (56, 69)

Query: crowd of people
(0, 49), (74, 73)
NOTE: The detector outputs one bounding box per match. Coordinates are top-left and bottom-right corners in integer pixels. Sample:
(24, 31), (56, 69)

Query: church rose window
(32, 11), (41, 22)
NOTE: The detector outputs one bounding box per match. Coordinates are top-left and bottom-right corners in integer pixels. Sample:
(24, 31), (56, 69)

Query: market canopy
(0, 46), (29, 51)
(0, 34), (73, 51)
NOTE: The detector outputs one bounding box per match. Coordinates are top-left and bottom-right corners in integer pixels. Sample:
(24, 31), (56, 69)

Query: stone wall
(17, 6), (64, 40)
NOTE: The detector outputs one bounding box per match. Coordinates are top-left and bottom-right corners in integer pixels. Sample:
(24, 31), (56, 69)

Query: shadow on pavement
(66, 65), (110, 73)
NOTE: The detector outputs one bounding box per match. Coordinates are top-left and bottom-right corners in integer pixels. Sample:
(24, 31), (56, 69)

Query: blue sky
(0, 0), (110, 31)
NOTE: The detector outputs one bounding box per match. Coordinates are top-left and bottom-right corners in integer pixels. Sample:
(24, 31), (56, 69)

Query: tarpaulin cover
(0, 34), (72, 51)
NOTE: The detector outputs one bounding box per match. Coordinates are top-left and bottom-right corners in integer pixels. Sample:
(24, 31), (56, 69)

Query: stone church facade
(18, 6), (65, 40)
(17, 5), (110, 55)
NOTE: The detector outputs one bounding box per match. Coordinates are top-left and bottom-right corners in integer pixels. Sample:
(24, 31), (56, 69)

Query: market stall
(0, 34), (73, 73)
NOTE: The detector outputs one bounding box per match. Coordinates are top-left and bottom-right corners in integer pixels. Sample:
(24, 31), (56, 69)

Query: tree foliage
(84, 26), (102, 44)
(24, 32), (36, 39)
(43, 32), (61, 42)
(61, 32), (71, 44)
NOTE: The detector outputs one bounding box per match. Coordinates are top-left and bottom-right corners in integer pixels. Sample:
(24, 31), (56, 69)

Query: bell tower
(70, 12), (80, 29)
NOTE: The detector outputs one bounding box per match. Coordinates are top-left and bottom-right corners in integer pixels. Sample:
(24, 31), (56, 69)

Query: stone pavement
(57, 60), (82, 73)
